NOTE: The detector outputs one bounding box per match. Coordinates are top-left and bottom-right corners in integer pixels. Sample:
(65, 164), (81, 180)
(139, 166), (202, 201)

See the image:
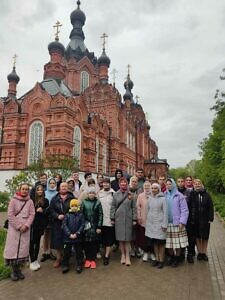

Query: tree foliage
(197, 98), (225, 192)
(5, 155), (79, 196)
(168, 159), (201, 181)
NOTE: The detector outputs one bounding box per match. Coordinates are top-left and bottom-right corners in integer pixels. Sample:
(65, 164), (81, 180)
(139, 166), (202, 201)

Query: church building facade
(0, 1), (168, 179)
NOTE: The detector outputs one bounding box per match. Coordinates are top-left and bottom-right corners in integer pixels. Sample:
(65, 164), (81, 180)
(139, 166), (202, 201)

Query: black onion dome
(7, 67), (20, 83)
(124, 74), (134, 91)
(70, 1), (86, 25)
(98, 50), (110, 67)
(48, 40), (65, 56)
(123, 88), (132, 101)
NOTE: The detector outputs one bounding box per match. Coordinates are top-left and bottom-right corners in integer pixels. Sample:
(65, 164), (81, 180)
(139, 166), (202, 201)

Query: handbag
(3, 201), (27, 230)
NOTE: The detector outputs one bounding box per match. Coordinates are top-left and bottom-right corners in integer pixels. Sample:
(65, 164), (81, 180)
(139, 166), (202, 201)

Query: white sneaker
(142, 252), (148, 262)
(96, 252), (102, 259)
(150, 253), (156, 261)
(30, 262), (39, 271)
(130, 248), (135, 257)
(34, 260), (41, 269)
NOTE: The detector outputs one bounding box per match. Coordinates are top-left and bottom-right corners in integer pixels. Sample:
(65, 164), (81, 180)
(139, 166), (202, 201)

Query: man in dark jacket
(30, 173), (48, 201)
(111, 169), (123, 192)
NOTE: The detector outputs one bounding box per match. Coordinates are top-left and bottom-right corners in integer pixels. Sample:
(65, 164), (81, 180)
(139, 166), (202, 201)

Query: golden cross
(12, 54), (18, 68)
(53, 20), (62, 41)
(101, 33), (108, 50)
(127, 64), (131, 76)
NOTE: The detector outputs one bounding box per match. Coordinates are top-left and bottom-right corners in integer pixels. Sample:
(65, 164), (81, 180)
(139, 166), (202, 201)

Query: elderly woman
(4, 184), (35, 281)
(165, 178), (189, 267)
(136, 181), (152, 261)
(188, 179), (214, 261)
(50, 182), (74, 267)
(110, 177), (137, 266)
(145, 183), (168, 269)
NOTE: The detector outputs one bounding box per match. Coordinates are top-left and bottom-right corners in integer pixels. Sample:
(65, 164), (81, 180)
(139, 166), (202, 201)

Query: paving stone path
(0, 212), (224, 300)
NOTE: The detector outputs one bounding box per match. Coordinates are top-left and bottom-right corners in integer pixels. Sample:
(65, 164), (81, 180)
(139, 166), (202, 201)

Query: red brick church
(0, 1), (168, 179)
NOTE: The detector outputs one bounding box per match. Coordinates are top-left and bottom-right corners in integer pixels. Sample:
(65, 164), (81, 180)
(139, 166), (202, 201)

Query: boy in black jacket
(61, 199), (85, 274)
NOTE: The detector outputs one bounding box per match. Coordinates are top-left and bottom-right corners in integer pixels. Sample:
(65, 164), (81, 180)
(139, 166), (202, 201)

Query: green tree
(5, 155), (79, 196)
(198, 98), (225, 192)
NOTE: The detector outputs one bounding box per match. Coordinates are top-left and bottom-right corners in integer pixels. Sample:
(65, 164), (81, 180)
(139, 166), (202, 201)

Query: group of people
(3, 169), (214, 281)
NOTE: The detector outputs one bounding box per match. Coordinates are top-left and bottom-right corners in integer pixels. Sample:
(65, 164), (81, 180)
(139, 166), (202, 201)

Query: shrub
(0, 229), (10, 280)
(0, 192), (10, 212)
(211, 192), (225, 220)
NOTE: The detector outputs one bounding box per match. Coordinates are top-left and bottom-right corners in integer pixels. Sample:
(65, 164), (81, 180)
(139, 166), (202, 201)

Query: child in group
(81, 187), (103, 269)
(30, 185), (49, 271)
(61, 199), (85, 274)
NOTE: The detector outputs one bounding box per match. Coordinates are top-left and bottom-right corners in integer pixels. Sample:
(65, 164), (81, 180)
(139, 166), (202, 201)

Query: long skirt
(166, 224), (188, 249)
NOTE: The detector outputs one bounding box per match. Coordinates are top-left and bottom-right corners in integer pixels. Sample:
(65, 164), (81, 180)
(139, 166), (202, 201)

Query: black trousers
(187, 225), (196, 257)
(84, 241), (98, 261)
(30, 228), (42, 262)
(62, 242), (83, 267)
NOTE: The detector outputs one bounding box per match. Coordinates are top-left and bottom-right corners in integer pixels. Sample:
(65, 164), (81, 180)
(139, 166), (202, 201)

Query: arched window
(80, 71), (89, 92)
(129, 132), (132, 149)
(73, 126), (81, 166)
(126, 130), (129, 147)
(28, 121), (44, 164)
(102, 143), (107, 174)
(132, 135), (135, 151)
(96, 136), (99, 173)
(0, 128), (2, 144)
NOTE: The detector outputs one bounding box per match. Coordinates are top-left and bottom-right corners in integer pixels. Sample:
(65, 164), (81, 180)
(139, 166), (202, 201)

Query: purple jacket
(167, 191), (189, 225)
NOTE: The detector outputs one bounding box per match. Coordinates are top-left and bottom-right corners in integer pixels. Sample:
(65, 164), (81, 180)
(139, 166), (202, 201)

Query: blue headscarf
(165, 178), (177, 223)
(45, 177), (57, 203)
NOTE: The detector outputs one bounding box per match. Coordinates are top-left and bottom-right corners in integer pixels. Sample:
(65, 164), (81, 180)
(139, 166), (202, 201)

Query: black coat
(50, 192), (74, 249)
(188, 189), (214, 239)
(31, 197), (49, 235)
(62, 211), (85, 244)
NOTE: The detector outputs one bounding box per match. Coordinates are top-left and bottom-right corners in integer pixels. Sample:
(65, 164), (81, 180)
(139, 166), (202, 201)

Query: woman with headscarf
(110, 177), (137, 266)
(188, 179), (214, 261)
(165, 178), (189, 267)
(136, 181), (152, 261)
(145, 183), (168, 269)
(40, 177), (58, 262)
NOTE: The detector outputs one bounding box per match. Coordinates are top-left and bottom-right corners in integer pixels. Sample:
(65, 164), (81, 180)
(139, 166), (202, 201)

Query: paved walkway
(0, 213), (224, 300)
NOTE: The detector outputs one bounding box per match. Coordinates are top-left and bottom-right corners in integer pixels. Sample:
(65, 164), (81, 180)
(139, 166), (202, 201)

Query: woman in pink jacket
(136, 181), (152, 261)
(4, 184), (35, 281)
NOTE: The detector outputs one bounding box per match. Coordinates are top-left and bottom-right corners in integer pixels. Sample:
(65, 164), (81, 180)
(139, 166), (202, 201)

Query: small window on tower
(80, 71), (89, 92)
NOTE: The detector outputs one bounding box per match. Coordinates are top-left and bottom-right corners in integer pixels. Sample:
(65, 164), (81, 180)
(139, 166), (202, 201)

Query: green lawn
(0, 229), (10, 280)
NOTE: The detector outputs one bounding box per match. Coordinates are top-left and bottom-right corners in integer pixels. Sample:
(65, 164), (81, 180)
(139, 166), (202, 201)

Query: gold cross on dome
(127, 64), (131, 76)
(12, 54), (18, 68)
(101, 33), (108, 50)
(53, 20), (62, 41)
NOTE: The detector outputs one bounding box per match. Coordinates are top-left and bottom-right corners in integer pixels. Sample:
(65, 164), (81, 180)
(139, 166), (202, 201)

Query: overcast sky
(1, 0), (224, 168)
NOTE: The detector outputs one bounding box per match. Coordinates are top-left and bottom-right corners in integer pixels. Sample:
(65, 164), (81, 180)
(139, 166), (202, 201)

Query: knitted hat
(87, 186), (96, 194)
(70, 199), (79, 208)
